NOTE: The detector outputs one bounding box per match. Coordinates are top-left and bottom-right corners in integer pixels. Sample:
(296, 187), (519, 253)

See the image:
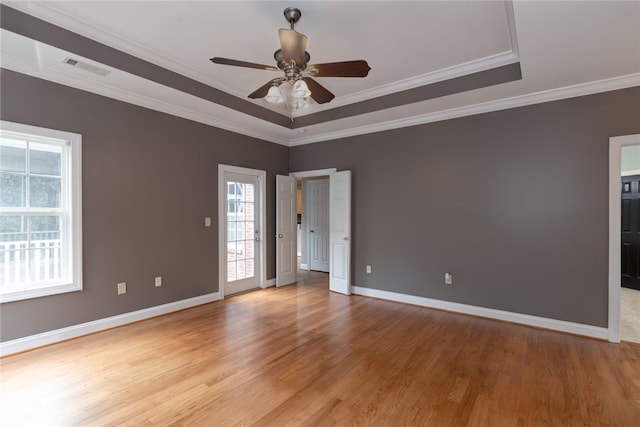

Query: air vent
(62, 57), (111, 76)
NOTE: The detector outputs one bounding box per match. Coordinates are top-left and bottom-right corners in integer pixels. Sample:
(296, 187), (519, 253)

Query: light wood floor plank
(1, 271), (639, 426)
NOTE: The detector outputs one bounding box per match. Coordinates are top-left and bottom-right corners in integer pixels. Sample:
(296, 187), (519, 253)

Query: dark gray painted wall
(0, 69), (289, 341)
(290, 87), (640, 328)
(1, 67), (638, 342)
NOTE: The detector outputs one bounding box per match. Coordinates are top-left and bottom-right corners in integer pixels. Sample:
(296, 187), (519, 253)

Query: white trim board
(0, 292), (220, 357)
(608, 134), (640, 344)
(289, 73), (640, 146)
(351, 286), (608, 341)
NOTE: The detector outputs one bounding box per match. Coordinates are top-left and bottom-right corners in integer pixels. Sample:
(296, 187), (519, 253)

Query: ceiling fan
(210, 7), (371, 106)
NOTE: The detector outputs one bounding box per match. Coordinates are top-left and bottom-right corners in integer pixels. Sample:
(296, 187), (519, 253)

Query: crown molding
(4, 43), (637, 148)
(0, 52), (290, 146)
(289, 73), (640, 146)
(293, 51), (520, 117)
(2, 0), (247, 100)
(4, 1), (520, 119)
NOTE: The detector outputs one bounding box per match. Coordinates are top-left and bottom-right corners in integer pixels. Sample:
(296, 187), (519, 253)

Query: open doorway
(608, 134), (640, 343)
(291, 169), (335, 280)
(281, 168), (352, 295)
(300, 177), (330, 273)
(619, 144), (640, 343)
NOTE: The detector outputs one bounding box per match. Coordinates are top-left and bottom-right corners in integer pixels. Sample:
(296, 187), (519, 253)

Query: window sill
(0, 282), (82, 303)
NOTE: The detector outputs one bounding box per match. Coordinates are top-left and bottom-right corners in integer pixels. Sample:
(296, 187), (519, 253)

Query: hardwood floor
(2, 273), (640, 426)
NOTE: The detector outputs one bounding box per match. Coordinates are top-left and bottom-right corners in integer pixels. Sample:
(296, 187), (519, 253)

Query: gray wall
(290, 87), (640, 328)
(0, 69), (289, 341)
(2, 66), (638, 341)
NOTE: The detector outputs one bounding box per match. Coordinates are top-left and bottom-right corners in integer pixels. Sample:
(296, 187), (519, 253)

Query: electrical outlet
(117, 282), (127, 295)
(366, 265), (372, 274)
(155, 276), (162, 287)
(204, 217), (212, 227)
(444, 273), (453, 285)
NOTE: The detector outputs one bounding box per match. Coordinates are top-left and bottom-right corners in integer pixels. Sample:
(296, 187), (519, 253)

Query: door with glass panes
(224, 171), (261, 295)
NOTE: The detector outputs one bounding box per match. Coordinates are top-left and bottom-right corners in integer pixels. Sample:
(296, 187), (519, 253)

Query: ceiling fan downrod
(283, 7), (302, 29)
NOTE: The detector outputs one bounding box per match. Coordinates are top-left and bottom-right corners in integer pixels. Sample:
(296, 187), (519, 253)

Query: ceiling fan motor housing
(274, 49), (310, 83)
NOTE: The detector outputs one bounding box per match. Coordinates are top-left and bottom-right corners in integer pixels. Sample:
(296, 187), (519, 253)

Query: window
(0, 121), (82, 302)
(225, 180), (256, 282)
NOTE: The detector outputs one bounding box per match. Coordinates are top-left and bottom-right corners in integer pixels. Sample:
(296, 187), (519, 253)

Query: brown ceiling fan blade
(303, 77), (335, 104)
(306, 60), (371, 77)
(278, 29), (308, 65)
(248, 80), (277, 99)
(210, 57), (279, 72)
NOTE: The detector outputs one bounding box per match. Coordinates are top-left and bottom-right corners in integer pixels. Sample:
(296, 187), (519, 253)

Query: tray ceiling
(1, 1), (639, 146)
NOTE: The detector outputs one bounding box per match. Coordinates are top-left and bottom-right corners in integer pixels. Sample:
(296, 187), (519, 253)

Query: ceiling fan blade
(210, 57), (279, 72)
(306, 60), (371, 77)
(302, 77), (335, 104)
(278, 29), (308, 65)
(248, 80), (277, 99)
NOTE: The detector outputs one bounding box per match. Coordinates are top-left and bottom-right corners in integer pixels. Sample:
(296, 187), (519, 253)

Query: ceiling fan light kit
(265, 85), (285, 103)
(291, 80), (311, 98)
(210, 6), (370, 111)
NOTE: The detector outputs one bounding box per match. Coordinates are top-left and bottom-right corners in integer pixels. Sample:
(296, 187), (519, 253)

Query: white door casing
(218, 164), (266, 298)
(276, 174), (297, 286)
(290, 168), (337, 270)
(609, 134), (640, 343)
(329, 171), (351, 295)
(308, 179), (330, 272)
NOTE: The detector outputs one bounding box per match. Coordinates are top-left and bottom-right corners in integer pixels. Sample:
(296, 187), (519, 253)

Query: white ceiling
(1, 1), (639, 146)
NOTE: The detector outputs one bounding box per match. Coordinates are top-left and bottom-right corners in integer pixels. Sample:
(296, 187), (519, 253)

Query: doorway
(218, 164), (266, 298)
(285, 168), (352, 295)
(608, 134), (640, 343)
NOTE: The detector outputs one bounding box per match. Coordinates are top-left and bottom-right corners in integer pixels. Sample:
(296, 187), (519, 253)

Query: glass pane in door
(226, 180), (256, 282)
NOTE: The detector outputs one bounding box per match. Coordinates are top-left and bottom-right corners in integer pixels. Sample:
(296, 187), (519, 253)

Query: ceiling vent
(62, 57), (111, 76)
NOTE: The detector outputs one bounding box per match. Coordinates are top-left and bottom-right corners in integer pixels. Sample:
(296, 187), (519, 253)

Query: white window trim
(0, 120), (82, 303)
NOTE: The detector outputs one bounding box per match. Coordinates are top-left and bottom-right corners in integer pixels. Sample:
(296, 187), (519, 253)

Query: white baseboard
(300, 263), (309, 270)
(0, 292), (220, 357)
(351, 286), (608, 340)
(265, 278), (276, 287)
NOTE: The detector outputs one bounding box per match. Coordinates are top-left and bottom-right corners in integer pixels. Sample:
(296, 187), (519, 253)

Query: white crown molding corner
(351, 286), (608, 340)
(1, 52), (291, 146)
(290, 72), (640, 146)
(0, 292), (221, 357)
(504, 0), (520, 57)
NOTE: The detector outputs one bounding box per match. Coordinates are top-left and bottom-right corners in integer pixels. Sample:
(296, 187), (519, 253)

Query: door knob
(310, 230), (315, 233)
(344, 237), (349, 241)
(278, 234), (283, 238)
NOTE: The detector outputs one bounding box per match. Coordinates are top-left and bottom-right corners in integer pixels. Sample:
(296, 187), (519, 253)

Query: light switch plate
(117, 282), (127, 295)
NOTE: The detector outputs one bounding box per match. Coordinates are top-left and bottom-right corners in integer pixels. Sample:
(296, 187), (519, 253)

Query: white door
(329, 171), (351, 295)
(220, 168), (264, 296)
(276, 175), (297, 286)
(308, 179), (330, 272)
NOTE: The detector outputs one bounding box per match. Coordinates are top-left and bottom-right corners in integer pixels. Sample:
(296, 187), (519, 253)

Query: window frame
(0, 121), (82, 303)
